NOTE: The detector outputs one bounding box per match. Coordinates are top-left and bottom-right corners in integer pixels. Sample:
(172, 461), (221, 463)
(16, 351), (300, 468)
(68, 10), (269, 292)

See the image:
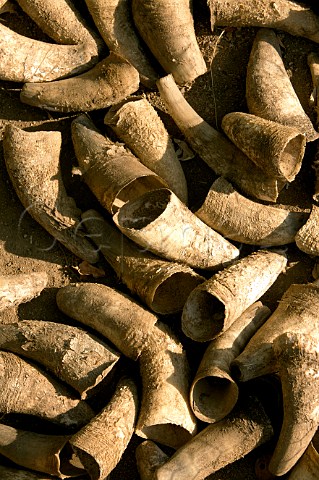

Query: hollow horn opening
(182, 289), (226, 341)
(117, 188), (171, 229)
(192, 375), (238, 423)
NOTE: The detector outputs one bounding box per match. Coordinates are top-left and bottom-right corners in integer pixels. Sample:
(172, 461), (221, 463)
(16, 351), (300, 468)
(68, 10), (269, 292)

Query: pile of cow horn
(1, 0), (319, 479)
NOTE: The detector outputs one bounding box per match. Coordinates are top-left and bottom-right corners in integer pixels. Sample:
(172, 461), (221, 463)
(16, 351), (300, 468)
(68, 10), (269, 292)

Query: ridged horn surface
(56, 283), (158, 361)
(0, 351), (94, 428)
(157, 74), (284, 202)
(0, 23), (97, 82)
(221, 112), (306, 181)
(209, 0), (319, 43)
(69, 377), (138, 480)
(104, 97), (188, 203)
(246, 28), (319, 142)
(132, 0), (206, 85)
(20, 53), (140, 112)
(232, 282), (319, 382)
(154, 395), (273, 480)
(195, 177), (308, 246)
(190, 302), (270, 423)
(269, 332), (319, 476)
(0, 320), (120, 399)
(81, 209), (204, 314)
(182, 249), (287, 342)
(71, 115), (166, 214)
(2, 125), (99, 264)
(0, 272), (48, 311)
(84, 0), (158, 87)
(113, 187), (240, 270)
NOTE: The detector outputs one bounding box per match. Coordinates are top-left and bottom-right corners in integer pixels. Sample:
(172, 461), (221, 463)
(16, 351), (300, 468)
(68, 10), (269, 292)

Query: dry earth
(0, 1), (318, 479)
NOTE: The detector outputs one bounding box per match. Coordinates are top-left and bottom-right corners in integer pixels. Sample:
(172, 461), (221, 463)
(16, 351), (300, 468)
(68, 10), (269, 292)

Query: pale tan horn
(232, 281), (319, 382)
(195, 177), (307, 246)
(209, 0), (319, 43)
(0, 23), (97, 83)
(15, 0), (102, 54)
(104, 97), (188, 203)
(56, 283), (158, 361)
(221, 112), (306, 181)
(71, 115), (166, 214)
(136, 321), (197, 449)
(132, 0), (206, 85)
(56, 283), (197, 448)
(0, 423), (84, 478)
(182, 249), (287, 342)
(136, 441), (169, 480)
(246, 28), (319, 142)
(2, 125), (99, 264)
(20, 53), (140, 113)
(0, 351), (94, 428)
(154, 394), (273, 480)
(157, 74), (284, 202)
(81, 209), (204, 314)
(69, 377), (138, 480)
(0, 320), (120, 399)
(269, 332), (319, 476)
(0, 272), (48, 311)
(84, 0), (159, 87)
(112, 187), (240, 270)
(288, 432), (319, 479)
(190, 302), (270, 423)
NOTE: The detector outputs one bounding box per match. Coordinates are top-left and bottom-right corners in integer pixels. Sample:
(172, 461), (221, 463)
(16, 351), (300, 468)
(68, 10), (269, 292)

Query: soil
(0, 1), (318, 479)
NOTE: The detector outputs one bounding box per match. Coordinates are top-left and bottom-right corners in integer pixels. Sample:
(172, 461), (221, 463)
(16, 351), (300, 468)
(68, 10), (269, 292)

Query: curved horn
(81, 209), (204, 315)
(104, 97), (188, 203)
(113, 187), (240, 270)
(69, 377), (138, 480)
(246, 28), (319, 142)
(190, 302), (270, 423)
(2, 125), (99, 264)
(84, 0), (158, 87)
(0, 23), (97, 82)
(0, 351), (94, 428)
(182, 249), (287, 342)
(132, 0), (206, 85)
(154, 395), (273, 480)
(0, 320), (120, 399)
(20, 53), (140, 112)
(196, 177), (308, 246)
(56, 283), (197, 448)
(221, 112), (306, 181)
(232, 281), (319, 382)
(71, 115), (166, 214)
(157, 74), (284, 202)
(15, 0), (102, 54)
(269, 332), (319, 476)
